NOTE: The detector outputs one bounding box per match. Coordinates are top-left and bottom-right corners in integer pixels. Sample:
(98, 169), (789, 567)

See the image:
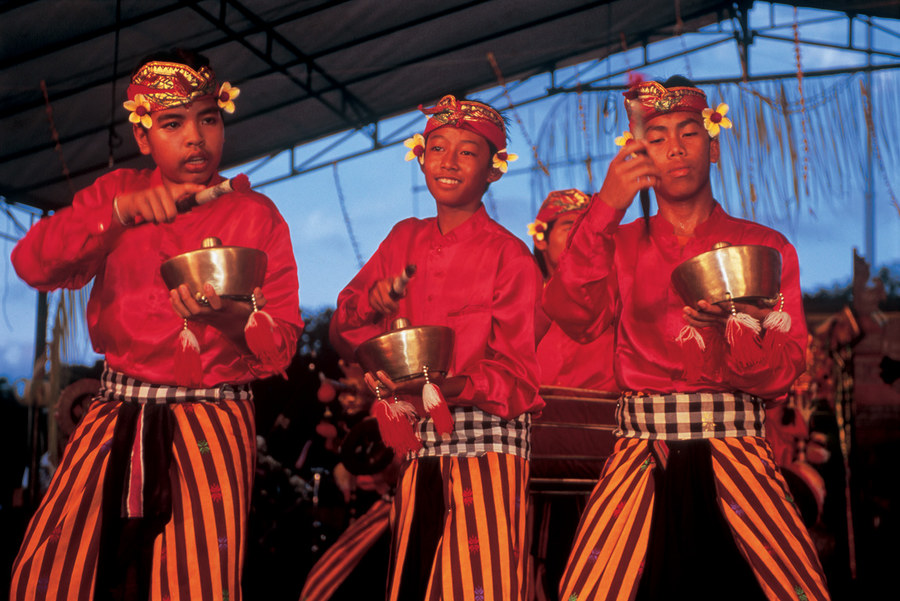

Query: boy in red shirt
(531, 189), (617, 392)
(10, 49), (303, 601)
(330, 95), (543, 601)
(545, 76), (829, 601)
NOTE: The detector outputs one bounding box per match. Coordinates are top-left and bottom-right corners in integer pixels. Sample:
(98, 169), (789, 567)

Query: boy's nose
(668, 141), (685, 158)
(185, 122), (204, 145)
(440, 153), (458, 169)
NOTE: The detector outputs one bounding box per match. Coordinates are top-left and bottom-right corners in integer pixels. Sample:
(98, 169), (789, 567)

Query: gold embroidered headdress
(124, 61), (239, 128)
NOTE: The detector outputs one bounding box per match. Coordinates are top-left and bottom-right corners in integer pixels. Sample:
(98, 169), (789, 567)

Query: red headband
(536, 189), (590, 224)
(419, 95), (507, 151)
(529, 189), (590, 242)
(624, 81), (708, 130)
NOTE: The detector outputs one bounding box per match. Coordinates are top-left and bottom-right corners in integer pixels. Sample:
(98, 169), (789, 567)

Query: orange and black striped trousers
(387, 453), (529, 601)
(559, 437), (830, 601)
(300, 497), (392, 600)
(9, 393), (255, 601)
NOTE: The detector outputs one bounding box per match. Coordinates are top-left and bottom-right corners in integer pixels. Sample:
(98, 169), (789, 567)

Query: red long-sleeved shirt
(330, 205), (544, 419)
(12, 168), (303, 386)
(537, 319), (618, 392)
(544, 199), (807, 399)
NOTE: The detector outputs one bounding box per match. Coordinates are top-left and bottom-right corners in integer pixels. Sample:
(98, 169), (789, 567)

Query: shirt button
(97, 222), (105, 232)
(436, 247), (442, 254)
(427, 294), (434, 302)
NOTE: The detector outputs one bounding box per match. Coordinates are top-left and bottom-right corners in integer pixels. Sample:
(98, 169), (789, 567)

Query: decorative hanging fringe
(244, 292), (287, 378)
(725, 299), (764, 368)
(174, 319), (202, 387)
(763, 292), (792, 354)
(422, 365), (453, 436)
(371, 393), (422, 456)
(675, 324), (706, 382)
(486, 51), (550, 176)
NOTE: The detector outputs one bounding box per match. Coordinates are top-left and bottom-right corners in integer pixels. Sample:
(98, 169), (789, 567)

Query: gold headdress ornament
(124, 61), (240, 128)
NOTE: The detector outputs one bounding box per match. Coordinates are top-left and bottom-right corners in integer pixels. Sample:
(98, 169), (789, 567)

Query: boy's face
(535, 211), (581, 273)
(642, 111), (719, 203)
(133, 97), (224, 187)
(420, 126), (501, 213)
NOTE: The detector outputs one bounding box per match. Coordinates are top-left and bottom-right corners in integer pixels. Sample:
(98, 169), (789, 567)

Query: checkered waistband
(615, 392), (765, 441)
(98, 368), (252, 404)
(414, 406), (531, 460)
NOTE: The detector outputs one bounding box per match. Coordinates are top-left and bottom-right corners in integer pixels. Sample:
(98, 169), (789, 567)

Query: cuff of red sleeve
(81, 197), (127, 237)
(454, 372), (486, 406)
(586, 194), (627, 235)
(353, 285), (382, 323)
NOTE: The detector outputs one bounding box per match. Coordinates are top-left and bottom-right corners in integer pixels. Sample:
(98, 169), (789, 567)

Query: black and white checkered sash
(413, 406), (531, 460)
(614, 391), (765, 441)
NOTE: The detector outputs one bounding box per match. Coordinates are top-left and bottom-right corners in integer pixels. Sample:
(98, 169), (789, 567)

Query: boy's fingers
(375, 370), (397, 392)
(253, 287), (266, 309)
(204, 283), (222, 310)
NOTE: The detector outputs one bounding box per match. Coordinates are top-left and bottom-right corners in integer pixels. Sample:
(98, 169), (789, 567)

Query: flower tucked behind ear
(124, 94), (153, 129)
(492, 148), (518, 173)
(217, 82), (240, 114)
(527, 219), (548, 241)
(403, 133), (426, 164)
(702, 103), (732, 137)
(614, 131), (634, 147)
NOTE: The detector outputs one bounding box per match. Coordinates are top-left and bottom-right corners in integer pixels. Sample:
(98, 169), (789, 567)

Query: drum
(530, 386), (618, 493)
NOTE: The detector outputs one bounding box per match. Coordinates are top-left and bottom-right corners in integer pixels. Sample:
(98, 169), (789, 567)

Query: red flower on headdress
(627, 71), (646, 88)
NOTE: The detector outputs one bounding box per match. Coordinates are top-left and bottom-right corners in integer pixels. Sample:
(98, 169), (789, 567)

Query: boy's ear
(534, 236), (549, 252)
(709, 136), (720, 165)
(487, 168), (503, 183)
(133, 124), (152, 156)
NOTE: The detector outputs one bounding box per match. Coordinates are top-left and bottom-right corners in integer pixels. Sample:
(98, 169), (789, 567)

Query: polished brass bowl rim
(671, 243), (781, 307)
(355, 321), (455, 382)
(160, 241), (267, 304)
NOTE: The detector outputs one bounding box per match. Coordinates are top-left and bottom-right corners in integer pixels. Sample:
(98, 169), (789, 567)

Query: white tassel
(763, 308), (791, 334)
(676, 324), (706, 351)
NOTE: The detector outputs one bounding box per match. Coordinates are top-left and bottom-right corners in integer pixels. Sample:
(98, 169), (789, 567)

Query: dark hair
(132, 48), (210, 76)
(662, 74), (697, 88)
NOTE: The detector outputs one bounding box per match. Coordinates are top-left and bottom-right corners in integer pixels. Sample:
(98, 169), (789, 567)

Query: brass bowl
(356, 318), (455, 382)
(160, 237), (267, 303)
(671, 242), (781, 307)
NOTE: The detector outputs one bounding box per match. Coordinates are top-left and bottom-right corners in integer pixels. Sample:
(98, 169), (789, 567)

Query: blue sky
(1, 2), (898, 390)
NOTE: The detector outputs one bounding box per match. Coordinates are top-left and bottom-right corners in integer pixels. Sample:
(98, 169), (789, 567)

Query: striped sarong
(10, 369), (256, 601)
(558, 436), (831, 601)
(388, 453), (530, 601)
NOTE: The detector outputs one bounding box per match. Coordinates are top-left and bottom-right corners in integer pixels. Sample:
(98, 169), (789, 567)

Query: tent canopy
(2, 0), (897, 212)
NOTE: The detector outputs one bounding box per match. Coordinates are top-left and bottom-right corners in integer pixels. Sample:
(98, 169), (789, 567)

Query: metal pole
(864, 17), (875, 266)
(27, 288), (48, 509)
